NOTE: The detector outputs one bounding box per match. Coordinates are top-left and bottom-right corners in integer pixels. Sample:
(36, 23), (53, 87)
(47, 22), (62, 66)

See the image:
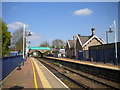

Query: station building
(66, 28), (105, 60)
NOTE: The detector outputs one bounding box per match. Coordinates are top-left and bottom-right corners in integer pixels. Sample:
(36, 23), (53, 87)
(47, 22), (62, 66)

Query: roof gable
(77, 35), (90, 46)
(77, 35), (106, 48)
(79, 36), (90, 45)
(82, 35), (106, 47)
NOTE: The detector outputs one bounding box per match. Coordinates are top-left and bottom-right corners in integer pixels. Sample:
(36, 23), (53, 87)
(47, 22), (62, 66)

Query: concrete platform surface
(2, 57), (69, 89)
(46, 57), (120, 70)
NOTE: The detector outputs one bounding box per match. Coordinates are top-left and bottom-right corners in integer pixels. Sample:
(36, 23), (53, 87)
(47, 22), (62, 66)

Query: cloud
(7, 22), (29, 30)
(73, 8), (93, 16)
(29, 32), (46, 46)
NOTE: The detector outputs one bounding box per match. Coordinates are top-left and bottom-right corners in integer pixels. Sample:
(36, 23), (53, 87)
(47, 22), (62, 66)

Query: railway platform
(1, 57), (69, 89)
(44, 57), (120, 83)
(46, 57), (119, 70)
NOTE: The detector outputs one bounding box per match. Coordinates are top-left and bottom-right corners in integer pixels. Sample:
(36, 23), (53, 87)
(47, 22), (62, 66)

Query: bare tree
(52, 39), (65, 48)
(11, 28), (24, 51)
(40, 41), (50, 47)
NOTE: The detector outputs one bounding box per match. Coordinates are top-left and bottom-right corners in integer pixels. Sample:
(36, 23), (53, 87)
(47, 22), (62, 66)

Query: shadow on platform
(17, 67), (22, 70)
(9, 85), (24, 90)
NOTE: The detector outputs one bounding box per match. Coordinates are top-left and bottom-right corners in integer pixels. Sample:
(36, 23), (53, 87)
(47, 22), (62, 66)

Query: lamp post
(23, 25), (32, 60)
(23, 25), (25, 59)
(109, 20), (118, 65)
(106, 27), (113, 43)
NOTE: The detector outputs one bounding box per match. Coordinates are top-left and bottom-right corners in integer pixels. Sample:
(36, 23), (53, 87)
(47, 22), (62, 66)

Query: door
(78, 51), (83, 60)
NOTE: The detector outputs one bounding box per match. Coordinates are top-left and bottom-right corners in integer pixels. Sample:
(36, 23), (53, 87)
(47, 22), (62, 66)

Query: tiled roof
(78, 36), (90, 45)
(68, 40), (74, 48)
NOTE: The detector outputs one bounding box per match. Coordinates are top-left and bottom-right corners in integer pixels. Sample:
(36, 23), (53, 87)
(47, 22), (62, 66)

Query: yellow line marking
(32, 58), (52, 88)
(31, 60), (38, 90)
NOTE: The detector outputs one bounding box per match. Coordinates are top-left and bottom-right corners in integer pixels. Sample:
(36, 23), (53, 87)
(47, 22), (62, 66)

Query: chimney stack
(73, 35), (77, 41)
(91, 27), (95, 36)
(78, 34), (81, 36)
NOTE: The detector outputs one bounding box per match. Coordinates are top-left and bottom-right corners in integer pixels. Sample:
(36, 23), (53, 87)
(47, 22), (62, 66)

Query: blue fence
(1, 55), (23, 81)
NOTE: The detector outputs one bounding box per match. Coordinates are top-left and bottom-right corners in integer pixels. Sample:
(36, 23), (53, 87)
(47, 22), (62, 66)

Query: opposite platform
(46, 57), (119, 71)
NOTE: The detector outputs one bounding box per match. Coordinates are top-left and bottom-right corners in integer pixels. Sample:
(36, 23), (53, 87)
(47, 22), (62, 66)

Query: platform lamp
(25, 30), (32, 57)
(106, 27), (113, 43)
(109, 20), (118, 65)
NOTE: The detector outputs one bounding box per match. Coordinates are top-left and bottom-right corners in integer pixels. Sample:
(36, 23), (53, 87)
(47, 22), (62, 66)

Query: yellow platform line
(32, 58), (52, 88)
(31, 60), (38, 90)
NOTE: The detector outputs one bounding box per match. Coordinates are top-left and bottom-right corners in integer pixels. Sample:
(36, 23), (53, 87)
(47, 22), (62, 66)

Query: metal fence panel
(1, 55), (23, 81)
(89, 42), (120, 65)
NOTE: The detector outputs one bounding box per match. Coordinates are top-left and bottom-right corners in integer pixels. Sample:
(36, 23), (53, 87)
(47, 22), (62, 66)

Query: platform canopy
(27, 47), (50, 50)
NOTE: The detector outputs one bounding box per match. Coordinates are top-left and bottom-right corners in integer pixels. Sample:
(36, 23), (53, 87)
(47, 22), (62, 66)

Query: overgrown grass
(53, 62), (61, 66)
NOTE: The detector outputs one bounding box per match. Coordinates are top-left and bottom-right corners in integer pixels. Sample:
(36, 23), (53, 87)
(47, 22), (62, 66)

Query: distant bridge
(27, 47), (50, 57)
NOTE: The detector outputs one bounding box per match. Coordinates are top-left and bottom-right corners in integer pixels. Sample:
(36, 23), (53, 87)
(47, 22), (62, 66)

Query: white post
(114, 20), (118, 65)
(23, 25), (25, 59)
(26, 33), (28, 57)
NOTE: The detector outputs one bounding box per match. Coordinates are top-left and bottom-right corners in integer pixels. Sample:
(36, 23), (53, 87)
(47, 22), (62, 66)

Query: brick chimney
(91, 27), (95, 36)
(73, 35), (77, 57)
(78, 34), (81, 37)
(73, 35), (77, 42)
(73, 35), (77, 40)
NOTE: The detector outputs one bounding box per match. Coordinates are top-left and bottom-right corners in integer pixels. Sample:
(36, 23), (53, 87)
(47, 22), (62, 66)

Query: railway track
(36, 57), (120, 90)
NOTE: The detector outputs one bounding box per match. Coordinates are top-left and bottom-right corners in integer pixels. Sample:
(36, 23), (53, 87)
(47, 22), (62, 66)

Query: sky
(2, 2), (118, 46)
